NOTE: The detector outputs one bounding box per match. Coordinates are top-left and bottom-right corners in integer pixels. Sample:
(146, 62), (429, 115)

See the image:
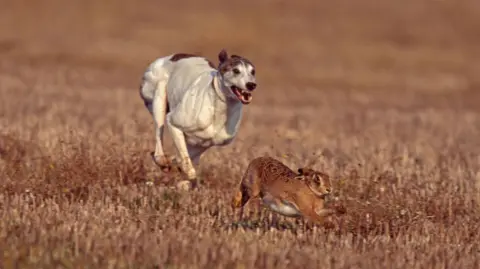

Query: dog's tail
(139, 56), (173, 115)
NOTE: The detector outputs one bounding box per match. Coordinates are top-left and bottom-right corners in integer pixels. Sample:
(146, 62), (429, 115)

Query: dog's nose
(246, 82), (257, 91)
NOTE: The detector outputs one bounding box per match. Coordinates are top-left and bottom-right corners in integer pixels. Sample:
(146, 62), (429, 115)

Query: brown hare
(231, 156), (345, 226)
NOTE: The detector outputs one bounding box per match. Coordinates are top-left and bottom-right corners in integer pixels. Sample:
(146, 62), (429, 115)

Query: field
(1, 0), (480, 268)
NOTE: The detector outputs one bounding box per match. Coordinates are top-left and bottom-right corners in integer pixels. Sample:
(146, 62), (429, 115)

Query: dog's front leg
(166, 114), (197, 180)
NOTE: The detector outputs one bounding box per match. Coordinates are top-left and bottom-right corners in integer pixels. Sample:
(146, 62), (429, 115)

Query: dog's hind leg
(139, 56), (175, 171)
(150, 80), (171, 171)
(140, 61), (171, 171)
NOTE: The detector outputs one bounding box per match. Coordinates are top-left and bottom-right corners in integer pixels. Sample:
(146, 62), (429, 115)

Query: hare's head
(295, 168), (332, 198)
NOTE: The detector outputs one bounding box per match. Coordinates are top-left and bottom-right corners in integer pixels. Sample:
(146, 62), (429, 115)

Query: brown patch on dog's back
(170, 53), (215, 69)
(170, 53), (197, 62)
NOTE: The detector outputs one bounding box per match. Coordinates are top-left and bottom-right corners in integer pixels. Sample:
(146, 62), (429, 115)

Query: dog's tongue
(240, 92), (252, 104)
(232, 87), (252, 104)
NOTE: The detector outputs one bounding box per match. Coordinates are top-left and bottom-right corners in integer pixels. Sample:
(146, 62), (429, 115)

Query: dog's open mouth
(231, 86), (252, 104)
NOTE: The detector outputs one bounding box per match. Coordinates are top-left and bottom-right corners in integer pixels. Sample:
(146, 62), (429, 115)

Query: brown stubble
(1, 0), (480, 268)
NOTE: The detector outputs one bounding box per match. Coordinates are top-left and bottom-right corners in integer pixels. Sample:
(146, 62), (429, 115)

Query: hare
(231, 156), (345, 225)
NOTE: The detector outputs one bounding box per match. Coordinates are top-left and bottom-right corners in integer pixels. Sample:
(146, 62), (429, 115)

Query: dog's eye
(233, 68), (240, 75)
(251, 69), (255, 76)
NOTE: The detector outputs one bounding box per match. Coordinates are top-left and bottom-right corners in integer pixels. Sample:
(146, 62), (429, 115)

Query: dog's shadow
(227, 219), (296, 231)
(226, 219), (338, 233)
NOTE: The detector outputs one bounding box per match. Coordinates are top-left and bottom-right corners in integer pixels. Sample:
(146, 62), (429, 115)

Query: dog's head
(217, 49), (256, 105)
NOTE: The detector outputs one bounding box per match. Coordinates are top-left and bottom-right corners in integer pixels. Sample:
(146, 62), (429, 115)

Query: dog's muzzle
(231, 86), (253, 105)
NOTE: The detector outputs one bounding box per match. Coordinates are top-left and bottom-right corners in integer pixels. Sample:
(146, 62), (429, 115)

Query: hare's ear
(296, 168), (305, 180)
(294, 174), (305, 181)
(218, 49), (229, 63)
(297, 168), (304, 175)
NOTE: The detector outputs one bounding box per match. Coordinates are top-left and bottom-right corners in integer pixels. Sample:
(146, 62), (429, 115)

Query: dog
(139, 49), (257, 185)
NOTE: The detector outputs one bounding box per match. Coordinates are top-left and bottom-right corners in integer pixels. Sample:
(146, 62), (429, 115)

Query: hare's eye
(233, 68), (240, 75)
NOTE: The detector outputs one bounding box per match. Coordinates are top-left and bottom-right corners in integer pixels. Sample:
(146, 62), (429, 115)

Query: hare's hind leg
(231, 184), (252, 221)
(231, 168), (260, 222)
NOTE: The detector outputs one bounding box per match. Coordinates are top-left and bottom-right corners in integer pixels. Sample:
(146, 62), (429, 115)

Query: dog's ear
(218, 49), (229, 63)
(231, 55), (241, 59)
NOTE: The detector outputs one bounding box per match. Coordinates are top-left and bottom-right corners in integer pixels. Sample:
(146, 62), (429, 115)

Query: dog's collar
(211, 74), (226, 102)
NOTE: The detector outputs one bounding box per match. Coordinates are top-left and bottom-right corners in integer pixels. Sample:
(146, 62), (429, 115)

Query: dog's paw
(150, 152), (175, 172)
(169, 158), (184, 174)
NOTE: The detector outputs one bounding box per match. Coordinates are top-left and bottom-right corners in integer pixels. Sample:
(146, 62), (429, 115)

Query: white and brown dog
(139, 49), (257, 185)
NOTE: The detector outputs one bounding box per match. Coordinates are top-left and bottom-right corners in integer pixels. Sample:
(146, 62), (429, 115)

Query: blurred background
(1, 0), (479, 104)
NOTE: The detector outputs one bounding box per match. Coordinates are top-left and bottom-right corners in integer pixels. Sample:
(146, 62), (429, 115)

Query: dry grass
(1, 0), (480, 268)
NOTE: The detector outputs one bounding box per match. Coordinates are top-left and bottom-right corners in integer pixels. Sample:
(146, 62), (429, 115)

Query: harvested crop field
(1, 0), (480, 268)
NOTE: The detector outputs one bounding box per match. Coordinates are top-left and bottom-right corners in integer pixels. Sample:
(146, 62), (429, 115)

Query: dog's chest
(185, 100), (243, 147)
